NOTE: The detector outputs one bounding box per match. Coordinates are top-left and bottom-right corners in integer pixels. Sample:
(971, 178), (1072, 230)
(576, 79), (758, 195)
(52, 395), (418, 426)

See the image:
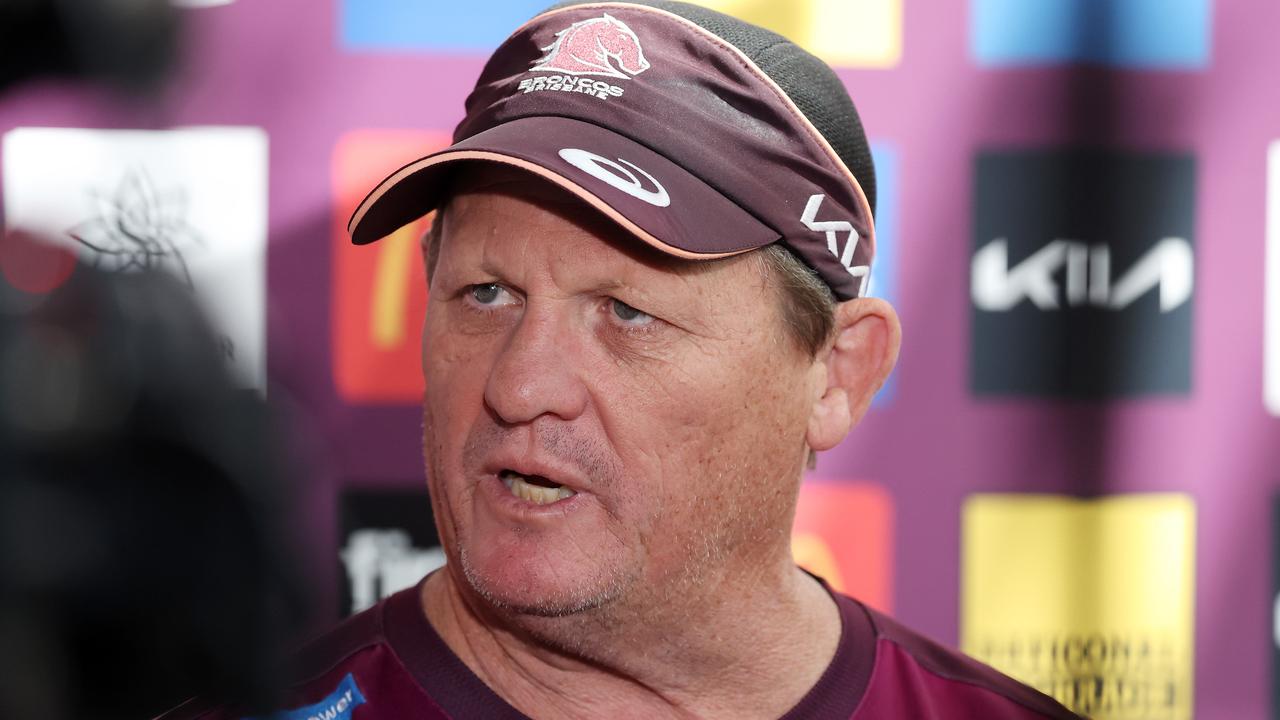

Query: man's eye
(610, 298), (653, 325)
(468, 283), (511, 306)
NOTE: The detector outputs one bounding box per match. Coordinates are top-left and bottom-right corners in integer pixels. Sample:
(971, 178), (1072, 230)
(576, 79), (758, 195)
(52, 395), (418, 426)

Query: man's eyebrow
(587, 278), (626, 292)
(578, 275), (683, 299)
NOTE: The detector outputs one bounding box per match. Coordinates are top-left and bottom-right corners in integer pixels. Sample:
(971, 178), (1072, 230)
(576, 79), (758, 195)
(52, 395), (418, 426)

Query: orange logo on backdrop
(332, 130), (448, 403)
(792, 481), (893, 613)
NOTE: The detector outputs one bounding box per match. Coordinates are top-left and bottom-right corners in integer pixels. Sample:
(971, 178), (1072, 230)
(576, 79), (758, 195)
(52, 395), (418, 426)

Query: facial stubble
(421, 402), (793, 638)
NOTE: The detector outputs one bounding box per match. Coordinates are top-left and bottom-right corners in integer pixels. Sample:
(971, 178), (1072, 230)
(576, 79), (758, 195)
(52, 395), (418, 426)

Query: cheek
(605, 339), (811, 512)
(421, 307), (512, 560)
(423, 309), (494, 416)
(596, 343), (811, 581)
(422, 314), (496, 489)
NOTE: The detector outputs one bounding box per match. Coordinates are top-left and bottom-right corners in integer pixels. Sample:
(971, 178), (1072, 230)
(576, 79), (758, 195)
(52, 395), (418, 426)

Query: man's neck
(420, 563), (842, 720)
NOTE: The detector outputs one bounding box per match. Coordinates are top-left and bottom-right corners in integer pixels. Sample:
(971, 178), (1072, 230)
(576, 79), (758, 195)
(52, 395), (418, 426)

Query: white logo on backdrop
(67, 168), (204, 284)
(558, 148), (670, 207)
(802, 194), (870, 296)
(1, 126), (269, 391)
(971, 238), (1194, 313)
(340, 529), (446, 614)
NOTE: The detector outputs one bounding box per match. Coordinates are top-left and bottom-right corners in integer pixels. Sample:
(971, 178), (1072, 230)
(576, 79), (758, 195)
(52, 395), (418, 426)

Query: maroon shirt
(160, 581), (1079, 720)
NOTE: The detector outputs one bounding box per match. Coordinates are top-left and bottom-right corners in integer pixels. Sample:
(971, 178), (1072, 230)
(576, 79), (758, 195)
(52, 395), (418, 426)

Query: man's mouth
(500, 470), (576, 505)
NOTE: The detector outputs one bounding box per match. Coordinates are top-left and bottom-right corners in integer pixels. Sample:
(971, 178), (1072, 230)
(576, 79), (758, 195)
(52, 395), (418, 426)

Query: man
(164, 1), (1079, 718)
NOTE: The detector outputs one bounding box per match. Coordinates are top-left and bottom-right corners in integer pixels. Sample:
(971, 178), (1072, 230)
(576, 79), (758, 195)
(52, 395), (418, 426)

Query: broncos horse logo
(530, 13), (651, 79)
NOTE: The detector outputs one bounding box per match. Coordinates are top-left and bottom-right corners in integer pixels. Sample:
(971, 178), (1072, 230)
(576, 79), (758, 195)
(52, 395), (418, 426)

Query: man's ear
(806, 298), (901, 453)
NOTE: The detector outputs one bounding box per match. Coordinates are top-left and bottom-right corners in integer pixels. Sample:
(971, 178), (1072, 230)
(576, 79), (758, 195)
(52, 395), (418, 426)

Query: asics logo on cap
(559, 148), (671, 207)
(802, 194), (870, 294)
(531, 13), (651, 79)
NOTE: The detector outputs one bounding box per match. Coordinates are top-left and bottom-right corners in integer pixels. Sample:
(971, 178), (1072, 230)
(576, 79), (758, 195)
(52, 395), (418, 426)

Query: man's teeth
(502, 473), (575, 505)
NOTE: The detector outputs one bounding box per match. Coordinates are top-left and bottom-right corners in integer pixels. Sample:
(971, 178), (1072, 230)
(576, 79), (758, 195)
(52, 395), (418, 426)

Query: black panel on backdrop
(970, 149), (1195, 397)
(338, 487), (444, 618)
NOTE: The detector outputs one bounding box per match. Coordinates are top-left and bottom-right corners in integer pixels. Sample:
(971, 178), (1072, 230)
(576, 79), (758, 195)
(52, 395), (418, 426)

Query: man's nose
(483, 306), (589, 424)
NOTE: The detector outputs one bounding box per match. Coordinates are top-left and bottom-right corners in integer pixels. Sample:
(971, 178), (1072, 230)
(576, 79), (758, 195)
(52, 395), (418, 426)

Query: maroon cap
(347, 2), (876, 299)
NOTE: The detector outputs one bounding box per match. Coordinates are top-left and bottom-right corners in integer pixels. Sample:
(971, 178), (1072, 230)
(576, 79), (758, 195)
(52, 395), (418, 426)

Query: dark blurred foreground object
(0, 0), (179, 92)
(0, 238), (303, 720)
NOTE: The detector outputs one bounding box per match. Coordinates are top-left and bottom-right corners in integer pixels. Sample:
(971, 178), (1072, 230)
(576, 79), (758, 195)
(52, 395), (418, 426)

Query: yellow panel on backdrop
(690, 0), (902, 68)
(962, 494), (1195, 720)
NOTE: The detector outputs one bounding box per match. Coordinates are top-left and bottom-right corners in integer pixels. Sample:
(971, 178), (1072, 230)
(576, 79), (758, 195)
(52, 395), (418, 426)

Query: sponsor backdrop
(0, 0), (1276, 717)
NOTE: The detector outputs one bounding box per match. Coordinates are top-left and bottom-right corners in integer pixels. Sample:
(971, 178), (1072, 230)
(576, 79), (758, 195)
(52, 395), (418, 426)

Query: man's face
(421, 167), (820, 619)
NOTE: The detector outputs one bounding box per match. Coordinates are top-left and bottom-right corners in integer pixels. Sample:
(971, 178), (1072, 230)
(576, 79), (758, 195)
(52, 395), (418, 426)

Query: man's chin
(477, 591), (612, 618)
(456, 548), (632, 619)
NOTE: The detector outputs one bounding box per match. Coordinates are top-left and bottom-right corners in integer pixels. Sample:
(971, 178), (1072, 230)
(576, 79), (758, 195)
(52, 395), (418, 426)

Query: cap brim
(347, 116), (780, 260)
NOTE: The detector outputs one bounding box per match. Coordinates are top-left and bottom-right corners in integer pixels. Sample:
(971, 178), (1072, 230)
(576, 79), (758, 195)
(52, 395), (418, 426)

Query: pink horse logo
(530, 13), (651, 80)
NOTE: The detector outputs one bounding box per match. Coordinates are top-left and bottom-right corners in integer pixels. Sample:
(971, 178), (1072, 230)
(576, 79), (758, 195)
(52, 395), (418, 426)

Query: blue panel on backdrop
(971, 0), (1211, 69)
(870, 142), (897, 407)
(341, 0), (548, 51)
